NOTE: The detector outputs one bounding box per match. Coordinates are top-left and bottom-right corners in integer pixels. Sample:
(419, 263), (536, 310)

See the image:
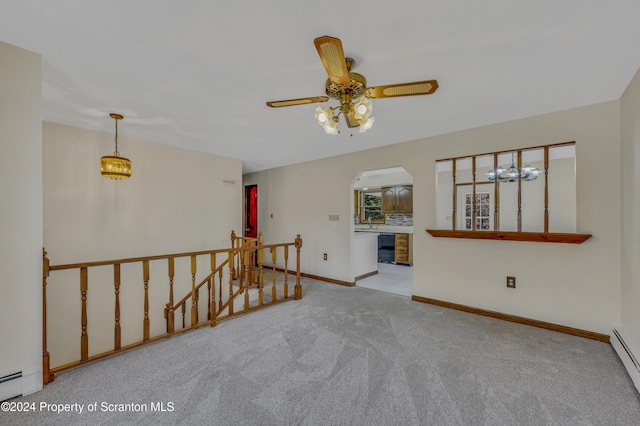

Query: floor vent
(0, 371), (22, 402)
(611, 329), (640, 392)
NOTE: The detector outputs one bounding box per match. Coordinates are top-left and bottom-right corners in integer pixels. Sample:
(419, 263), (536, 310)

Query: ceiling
(2, 1), (639, 174)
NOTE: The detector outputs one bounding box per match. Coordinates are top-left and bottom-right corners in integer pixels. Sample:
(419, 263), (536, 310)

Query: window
(359, 191), (385, 224)
(466, 192), (490, 230)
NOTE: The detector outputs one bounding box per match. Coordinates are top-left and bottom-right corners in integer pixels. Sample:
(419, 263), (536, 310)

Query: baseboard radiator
(611, 329), (640, 392)
(0, 371), (22, 402)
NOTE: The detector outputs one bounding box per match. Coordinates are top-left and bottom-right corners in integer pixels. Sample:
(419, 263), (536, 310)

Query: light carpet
(2, 278), (639, 425)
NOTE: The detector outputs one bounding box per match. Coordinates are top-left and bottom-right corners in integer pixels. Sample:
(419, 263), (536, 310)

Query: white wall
(620, 67), (640, 361)
(245, 101), (620, 334)
(0, 42), (43, 396)
(43, 122), (242, 367)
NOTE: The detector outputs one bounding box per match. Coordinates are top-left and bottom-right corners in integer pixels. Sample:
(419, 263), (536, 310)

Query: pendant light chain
(114, 117), (119, 156)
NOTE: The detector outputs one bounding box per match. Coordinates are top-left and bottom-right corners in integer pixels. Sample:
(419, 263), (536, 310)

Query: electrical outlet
(506, 276), (516, 288)
(323, 253), (327, 261)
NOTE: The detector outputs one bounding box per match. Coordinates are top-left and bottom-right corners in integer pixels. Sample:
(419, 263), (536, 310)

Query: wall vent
(222, 178), (236, 186)
(0, 371), (22, 402)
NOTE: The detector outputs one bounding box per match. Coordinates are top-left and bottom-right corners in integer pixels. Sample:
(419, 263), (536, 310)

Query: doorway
(244, 184), (258, 238)
(352, 167), (414, 297)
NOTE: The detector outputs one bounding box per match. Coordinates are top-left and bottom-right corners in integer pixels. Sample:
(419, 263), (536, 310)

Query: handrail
(171, 259), (228, 311)
(48, 247), (236, 271)
(42, 231), (303, 385)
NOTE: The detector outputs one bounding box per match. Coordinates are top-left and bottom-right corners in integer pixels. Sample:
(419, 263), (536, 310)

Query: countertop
(354, 225), (413, 234)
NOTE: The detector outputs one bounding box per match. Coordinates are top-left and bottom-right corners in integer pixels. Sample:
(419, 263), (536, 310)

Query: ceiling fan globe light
(359, 116), (375, 133)
(315, 106), (333, 125)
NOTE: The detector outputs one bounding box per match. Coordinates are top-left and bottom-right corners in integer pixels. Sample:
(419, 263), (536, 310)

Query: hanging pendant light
(501, 153), (520, 182)
(486, 152), (539, 183)
(521, 164), (541, 181)
(100, 113), (131, 179)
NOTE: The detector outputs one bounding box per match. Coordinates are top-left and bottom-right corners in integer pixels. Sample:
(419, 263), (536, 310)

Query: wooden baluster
(472, 156), (477, 231)
(181, 302), (186, 329)
(230, 230), (236, 279)
(143, 260), (150, 341)
(191, 255), (197, 328)
(209, 253), (216, 322)
(494, 153), (500, 231)
(42, 249), (52, 384)
(272, 247), (277, 302)
(258, 234), (264, 306)
(114, 263), (121, 351)
(167, 258), (175, 334)
(228, 250), (235, 315)
(244, 248), (250, 311)
(238, 245), (245, 290)
(294, 235), (302, 300)
(80, 267), (88, 362)
(283, 245), (289, 299)
(517, 150), (522, 232)
(250, 240), (254, 281)
(207, 276), (211, 321)
(218, 263), (223, 311)
(452, 158), (457, 230)
(252, 247), (257, 284)
(544, 146), (549, 233)
(217, 268), (223, 313)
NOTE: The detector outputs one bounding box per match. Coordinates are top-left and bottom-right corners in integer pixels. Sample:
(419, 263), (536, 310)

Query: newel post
(42, 248), (53, 384)
(294, 234), (302, 300)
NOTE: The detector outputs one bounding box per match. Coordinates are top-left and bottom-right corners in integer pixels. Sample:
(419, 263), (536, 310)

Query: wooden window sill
(425, 229), (591, 244)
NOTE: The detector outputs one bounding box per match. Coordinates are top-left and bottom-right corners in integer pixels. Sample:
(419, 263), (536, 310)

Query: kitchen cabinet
(394, 233), (413, 265)
(382, 185), (413, 213)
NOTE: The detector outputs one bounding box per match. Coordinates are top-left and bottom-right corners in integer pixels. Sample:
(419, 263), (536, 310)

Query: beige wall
(0, 42), (43, 396)
(620, 67), (640, 358)
(246, 100), (621, 335)
(43, 122), (243, 366)
(43, 122), (242, 262)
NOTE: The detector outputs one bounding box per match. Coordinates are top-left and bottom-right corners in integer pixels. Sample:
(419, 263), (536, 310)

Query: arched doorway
(352, 167), (414, 296)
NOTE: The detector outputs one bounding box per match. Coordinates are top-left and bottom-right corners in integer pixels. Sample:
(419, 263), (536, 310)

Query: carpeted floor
(2, 278), (639, 425)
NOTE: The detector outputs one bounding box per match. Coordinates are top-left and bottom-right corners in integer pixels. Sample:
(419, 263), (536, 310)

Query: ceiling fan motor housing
(325, 71), (367, 100)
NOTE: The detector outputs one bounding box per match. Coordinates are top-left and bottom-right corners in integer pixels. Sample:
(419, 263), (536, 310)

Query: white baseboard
(611, 329), (640, 393)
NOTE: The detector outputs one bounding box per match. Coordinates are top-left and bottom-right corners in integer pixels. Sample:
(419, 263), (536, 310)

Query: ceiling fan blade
(365, 80), (439, 99)
(314, 36), (350, 85)
(266, 96), (329, 108)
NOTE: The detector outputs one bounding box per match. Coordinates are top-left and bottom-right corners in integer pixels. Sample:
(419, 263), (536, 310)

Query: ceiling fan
(266, 35), (439, 135)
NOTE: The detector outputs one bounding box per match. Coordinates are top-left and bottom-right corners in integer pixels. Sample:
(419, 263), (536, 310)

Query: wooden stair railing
(42, 231), (302, 385)
(164, 257), (229, 333)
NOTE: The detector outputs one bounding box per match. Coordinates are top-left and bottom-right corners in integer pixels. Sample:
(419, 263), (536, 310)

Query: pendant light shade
(101, 113), (131, 179)
(486, 152), (539, 183)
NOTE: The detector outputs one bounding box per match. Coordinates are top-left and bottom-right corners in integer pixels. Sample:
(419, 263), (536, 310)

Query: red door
(245, 185), (258, 238)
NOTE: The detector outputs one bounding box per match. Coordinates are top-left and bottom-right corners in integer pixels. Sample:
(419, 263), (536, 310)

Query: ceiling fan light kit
(267, 35), (439, 135)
